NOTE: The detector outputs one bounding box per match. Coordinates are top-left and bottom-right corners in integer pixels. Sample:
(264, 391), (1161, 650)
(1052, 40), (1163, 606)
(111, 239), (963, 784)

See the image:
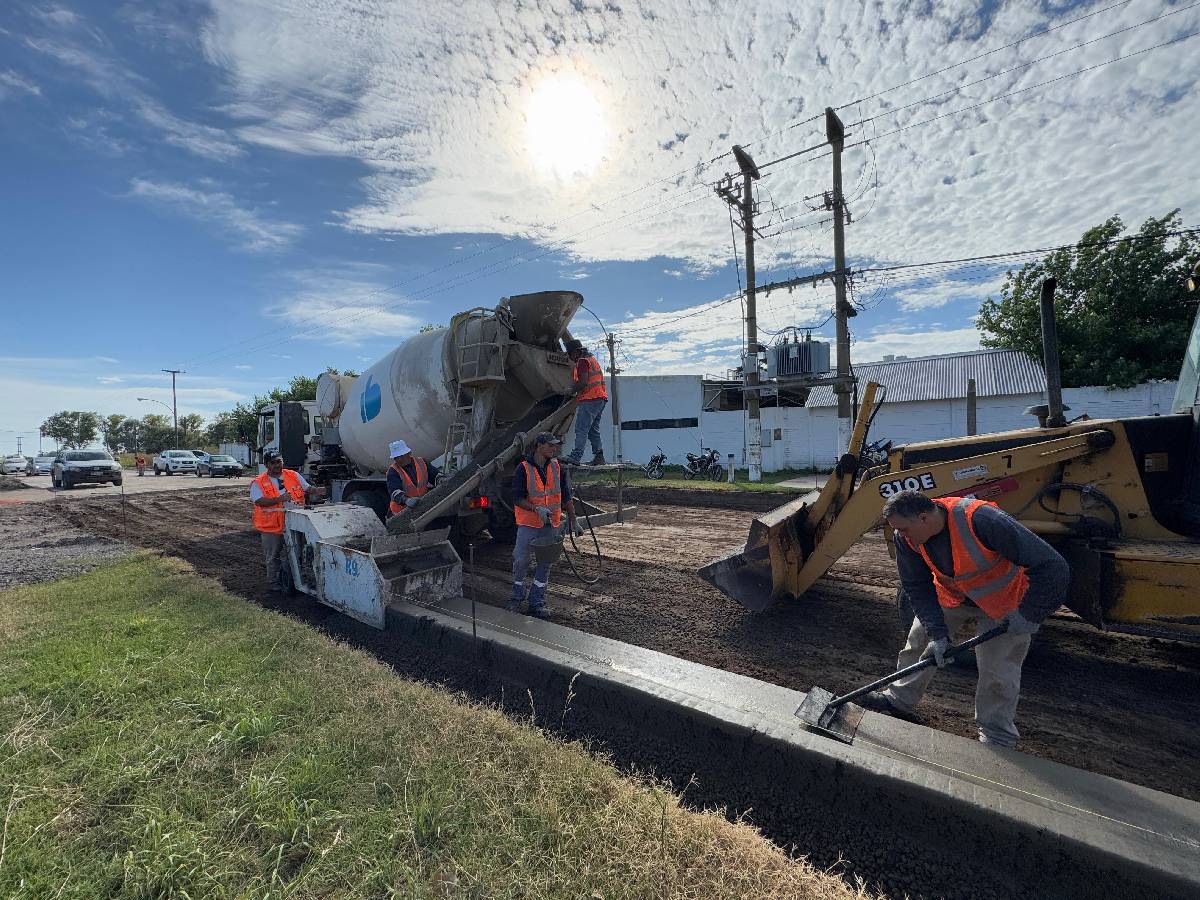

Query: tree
(100, 414), (128, 454)
(137, 414), (174, 453)
(40, 411), (102, 449)
(178, 413), (205, 446)
(977, 211), (1200, 388)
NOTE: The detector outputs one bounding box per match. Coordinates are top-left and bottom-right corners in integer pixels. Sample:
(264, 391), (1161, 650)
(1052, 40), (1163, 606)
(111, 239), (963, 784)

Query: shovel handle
(828, 623), (1010, 711)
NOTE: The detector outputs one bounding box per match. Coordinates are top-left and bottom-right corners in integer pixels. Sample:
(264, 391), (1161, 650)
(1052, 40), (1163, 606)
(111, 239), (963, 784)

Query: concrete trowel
(795, 623), (1010, 744)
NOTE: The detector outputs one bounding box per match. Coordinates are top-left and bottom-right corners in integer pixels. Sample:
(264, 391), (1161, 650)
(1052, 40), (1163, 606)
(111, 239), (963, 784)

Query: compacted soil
(28, 484), (1200, 801)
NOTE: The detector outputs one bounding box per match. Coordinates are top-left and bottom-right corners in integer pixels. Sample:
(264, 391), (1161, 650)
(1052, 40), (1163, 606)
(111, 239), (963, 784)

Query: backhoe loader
(700, 279), (1200, 641)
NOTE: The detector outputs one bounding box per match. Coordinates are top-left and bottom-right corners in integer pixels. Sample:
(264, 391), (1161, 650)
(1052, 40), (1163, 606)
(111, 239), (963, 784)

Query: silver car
(2, 455), (26, 475)
(26, 454), (56, 475)
(52, 449), (123, 489)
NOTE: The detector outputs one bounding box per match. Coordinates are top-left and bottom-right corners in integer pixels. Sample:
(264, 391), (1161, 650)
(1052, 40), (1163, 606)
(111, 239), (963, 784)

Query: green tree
(40, 411), (102, 449)
(977, 211), (1200, 388)
(137, 414), (174, 453)
(178, 414), (206, 446)
(100, 414), (128, 454)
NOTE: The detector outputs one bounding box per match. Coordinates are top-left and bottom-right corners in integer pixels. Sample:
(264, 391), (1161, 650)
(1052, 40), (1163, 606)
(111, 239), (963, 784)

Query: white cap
(388, 439), (411, 458)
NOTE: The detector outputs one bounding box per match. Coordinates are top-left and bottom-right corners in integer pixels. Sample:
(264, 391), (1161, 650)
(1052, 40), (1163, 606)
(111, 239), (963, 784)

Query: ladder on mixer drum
(441, 308), (507, 478)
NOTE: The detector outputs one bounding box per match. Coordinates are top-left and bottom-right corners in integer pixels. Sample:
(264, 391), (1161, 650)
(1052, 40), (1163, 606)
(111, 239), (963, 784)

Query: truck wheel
(113, 477), (122, 487)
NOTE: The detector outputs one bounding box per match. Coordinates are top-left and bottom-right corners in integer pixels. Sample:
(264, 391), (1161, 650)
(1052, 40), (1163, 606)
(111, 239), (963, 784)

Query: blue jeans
(569, 398), (607, 461)
(511, 523), (557, 608)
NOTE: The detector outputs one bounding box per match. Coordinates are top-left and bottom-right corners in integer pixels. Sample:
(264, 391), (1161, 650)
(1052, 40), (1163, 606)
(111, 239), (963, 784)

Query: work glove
(1004, 609), (1040, 635)
(920, 637), (951, 668)
(567, 519), (585, 538)
(536, 506), (552, 527)
(403, 496), (420, 509)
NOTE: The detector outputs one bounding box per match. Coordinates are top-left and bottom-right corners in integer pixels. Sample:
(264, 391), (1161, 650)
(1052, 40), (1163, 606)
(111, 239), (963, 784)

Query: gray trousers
(882, 605), (1032, 747)
(511, 523), (557, 608)
(261, 532), (285, 589)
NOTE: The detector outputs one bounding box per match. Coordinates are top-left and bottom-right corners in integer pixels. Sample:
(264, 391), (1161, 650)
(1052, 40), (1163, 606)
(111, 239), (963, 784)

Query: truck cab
(255, 401), (323, 473)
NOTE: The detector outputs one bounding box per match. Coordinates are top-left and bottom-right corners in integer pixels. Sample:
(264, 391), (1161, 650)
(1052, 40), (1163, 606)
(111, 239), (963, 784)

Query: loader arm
(699, 380), (1117, 610)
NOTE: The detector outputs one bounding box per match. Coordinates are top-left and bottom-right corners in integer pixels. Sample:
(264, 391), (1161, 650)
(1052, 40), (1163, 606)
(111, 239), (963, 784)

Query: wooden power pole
(826, 107), (855, 454)
(717, 145), (764, 481)
(162, 368), (184, 448)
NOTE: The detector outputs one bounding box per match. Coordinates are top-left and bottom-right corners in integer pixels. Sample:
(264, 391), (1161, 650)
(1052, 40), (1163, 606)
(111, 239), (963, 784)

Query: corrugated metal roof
(805, 349), (1046, 407)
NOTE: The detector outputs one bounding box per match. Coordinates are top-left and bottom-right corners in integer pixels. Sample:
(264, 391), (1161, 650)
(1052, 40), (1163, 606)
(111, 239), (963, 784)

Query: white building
(597, 349), (1178, 472)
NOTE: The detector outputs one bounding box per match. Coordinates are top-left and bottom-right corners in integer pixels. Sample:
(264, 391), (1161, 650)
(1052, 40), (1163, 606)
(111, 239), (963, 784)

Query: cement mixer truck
(253, 290), (633, 628)
(258, 288), (629, 536)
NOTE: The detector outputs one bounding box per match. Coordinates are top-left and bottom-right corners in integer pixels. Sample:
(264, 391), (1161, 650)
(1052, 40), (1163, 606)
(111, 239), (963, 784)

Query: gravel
(0, 502), (131, 589)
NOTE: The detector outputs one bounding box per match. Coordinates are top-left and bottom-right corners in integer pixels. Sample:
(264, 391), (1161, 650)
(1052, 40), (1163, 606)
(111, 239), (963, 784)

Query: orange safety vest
(906, 496), (1029, 620)
(388, 457), (431, 516)
(574, 355), (608, 401)
(514, 457), (563, 528)
(252, 469), (306, 534)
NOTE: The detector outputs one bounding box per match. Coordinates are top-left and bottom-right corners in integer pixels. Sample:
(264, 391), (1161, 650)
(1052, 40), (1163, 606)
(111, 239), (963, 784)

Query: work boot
(506, 592), (524, 613)
(855, 692), (922, 724)
(589, 452), (606, 466)
(527, 604), (550, 620)
(563, 454), (582, 466)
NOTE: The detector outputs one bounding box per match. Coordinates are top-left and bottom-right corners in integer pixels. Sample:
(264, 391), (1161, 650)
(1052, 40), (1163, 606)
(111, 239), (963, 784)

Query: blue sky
(2, 0), (1198, 452)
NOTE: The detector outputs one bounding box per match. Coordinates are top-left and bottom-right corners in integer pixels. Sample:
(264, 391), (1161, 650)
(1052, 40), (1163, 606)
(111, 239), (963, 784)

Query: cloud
(233, 364), (252, 370)
(97, 376), (123, 384)
(129, 178), (302, 251)
(852, 327), (982, 362)
(663, 268), (685, 278)
(261, 265), (425, 346)
(0, 69), (41, 100)
(24, 34), (243, 160)
(199, 0), (1200, 271)
(561, 270), (589, 280)
(888, 272), (1008, 311)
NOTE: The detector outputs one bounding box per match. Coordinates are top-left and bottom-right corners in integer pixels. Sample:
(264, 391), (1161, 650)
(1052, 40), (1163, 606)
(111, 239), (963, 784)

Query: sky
(2, 0), (1199, 452)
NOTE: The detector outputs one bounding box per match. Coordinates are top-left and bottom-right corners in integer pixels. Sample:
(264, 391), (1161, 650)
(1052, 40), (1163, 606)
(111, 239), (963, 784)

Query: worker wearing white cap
(386, 439), (439, 518)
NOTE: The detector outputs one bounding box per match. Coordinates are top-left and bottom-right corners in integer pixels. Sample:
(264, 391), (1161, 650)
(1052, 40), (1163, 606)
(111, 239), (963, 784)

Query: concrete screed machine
(701, 283), (1200, 642)
(253, 290), (633, 628)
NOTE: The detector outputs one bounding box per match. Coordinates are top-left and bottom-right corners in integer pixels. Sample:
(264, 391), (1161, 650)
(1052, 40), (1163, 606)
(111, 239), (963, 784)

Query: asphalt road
(0, 470), (255, 504)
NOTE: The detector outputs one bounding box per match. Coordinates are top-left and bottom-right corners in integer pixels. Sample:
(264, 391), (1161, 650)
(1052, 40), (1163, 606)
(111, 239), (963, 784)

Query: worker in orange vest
(509, 432), (582, 619)
(135, 453), (146, 476)
(386, 439), (438, 518)
(563, 339), (608, 466)
(250, 451), (324, 592)
(863, 490), (1068, 747)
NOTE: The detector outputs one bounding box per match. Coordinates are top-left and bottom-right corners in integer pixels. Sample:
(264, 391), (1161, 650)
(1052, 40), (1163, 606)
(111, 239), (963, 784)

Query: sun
(525, 72), (608, 180)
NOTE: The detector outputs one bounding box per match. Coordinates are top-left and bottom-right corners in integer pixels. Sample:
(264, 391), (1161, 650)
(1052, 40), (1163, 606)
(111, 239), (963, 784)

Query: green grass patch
(575, 466), (826, 493)
(0, 555), (872, 899)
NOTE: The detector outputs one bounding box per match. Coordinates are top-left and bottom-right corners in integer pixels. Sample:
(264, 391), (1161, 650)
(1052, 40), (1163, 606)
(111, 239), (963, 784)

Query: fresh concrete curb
(384, 596), (1199, 900)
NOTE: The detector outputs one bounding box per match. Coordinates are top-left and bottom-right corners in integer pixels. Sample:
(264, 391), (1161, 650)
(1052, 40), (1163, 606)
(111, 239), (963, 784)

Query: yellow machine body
(700, 380), (1200, 641)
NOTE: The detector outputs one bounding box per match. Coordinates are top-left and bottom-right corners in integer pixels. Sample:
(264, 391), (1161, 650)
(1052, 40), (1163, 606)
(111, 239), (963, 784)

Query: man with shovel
(863, 490), (1069, 747)
(509, 432), (583, 619)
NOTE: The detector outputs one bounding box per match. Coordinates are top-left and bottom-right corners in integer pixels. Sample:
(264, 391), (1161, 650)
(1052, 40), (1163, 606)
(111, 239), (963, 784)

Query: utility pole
(826, 107), (856, 454)
(717, 145), (764, 481)
(162, 369), (184, 448)
(604, 331), (626, 521)
(16, 436), (22, 456)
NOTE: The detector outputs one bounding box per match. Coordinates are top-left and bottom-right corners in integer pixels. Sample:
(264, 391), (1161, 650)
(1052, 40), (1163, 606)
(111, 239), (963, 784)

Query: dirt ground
(29, 484), (1200, 802)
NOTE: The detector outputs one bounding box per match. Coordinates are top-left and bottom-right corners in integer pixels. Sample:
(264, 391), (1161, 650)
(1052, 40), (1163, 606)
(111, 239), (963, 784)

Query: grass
(0, 555), (874, 899)
(574, 465), (827, 493)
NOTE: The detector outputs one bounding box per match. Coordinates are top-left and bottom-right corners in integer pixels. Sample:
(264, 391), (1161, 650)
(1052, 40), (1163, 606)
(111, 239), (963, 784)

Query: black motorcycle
(683, 447), (725, 482)
(644, 446), (667, 480)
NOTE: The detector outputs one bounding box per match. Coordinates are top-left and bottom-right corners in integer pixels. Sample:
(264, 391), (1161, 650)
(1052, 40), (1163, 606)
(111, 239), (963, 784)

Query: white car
(52, 450), (123, 489)
(26, 455), (56, 475)
(2, 455), (27, 475)
(153, 450), (198, 475)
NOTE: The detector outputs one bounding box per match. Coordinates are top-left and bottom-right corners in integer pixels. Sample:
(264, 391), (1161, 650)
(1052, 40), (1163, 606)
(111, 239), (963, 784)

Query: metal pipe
(1039, 277), (1067, 428)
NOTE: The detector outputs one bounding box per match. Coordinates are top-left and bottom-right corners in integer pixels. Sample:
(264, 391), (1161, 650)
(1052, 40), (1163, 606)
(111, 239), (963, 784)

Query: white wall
(592, 377), (1179, 473)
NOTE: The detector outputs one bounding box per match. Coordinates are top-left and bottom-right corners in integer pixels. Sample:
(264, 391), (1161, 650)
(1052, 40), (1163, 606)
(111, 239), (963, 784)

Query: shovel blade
(794, 686), (866, 744)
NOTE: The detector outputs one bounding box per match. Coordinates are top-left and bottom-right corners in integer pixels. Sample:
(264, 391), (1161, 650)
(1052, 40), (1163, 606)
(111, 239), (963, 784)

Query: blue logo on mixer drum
(360, 375), (382, 423)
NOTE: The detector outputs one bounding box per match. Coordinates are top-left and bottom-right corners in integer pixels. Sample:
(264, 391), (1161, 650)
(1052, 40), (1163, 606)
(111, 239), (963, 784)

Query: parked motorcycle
(644, 446), (667, 480)
(683, 447), (725, 482)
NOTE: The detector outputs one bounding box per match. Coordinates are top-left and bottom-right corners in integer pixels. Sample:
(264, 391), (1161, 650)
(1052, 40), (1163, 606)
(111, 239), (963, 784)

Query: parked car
(188, 449), (211, 464)
(197, 454), (243, 478)
(2, 455), (27, 475)
(52, 449), (122, 489)
(153, 450), (198, 475)
(26, 454), (56, 475)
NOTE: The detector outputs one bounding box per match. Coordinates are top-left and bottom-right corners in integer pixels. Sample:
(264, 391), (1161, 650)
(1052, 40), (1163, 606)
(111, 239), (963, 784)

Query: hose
(563, 509), (602, 586)
(1014, 481), (1122, 540)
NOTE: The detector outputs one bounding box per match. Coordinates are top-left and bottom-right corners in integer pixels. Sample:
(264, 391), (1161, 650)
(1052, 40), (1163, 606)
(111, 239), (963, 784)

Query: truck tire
(487, 509), (517, 544)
